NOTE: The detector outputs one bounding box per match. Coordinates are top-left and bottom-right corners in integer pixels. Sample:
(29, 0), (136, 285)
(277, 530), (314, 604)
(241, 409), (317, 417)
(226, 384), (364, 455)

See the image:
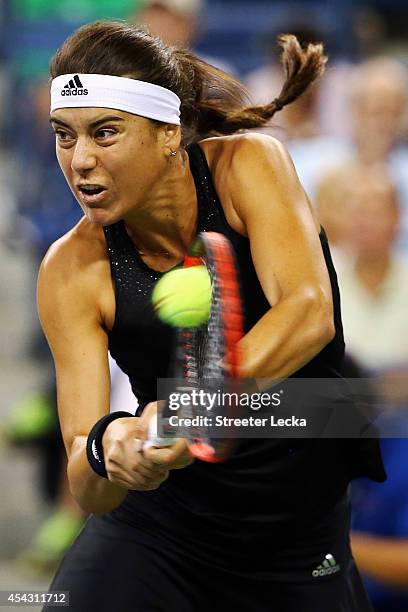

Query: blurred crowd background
(1, 0), (408, 610)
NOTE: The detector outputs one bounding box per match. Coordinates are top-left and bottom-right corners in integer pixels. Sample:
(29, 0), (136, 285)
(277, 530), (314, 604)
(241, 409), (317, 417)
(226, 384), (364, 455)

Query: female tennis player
(39, 21), (385, 611)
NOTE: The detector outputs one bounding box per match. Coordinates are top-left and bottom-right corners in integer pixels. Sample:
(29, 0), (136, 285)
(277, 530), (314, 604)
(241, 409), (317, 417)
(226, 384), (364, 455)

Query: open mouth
(78, 184), (106, 196)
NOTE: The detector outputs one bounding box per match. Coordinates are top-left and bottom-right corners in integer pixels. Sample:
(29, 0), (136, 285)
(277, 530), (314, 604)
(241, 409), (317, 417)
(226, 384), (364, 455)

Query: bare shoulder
(200, 133), (279, 236)
(199, 132), (290, 178)
(38, 217), (114, 331)
(41, 217), (107, 278)
(199, 133), (319, 234)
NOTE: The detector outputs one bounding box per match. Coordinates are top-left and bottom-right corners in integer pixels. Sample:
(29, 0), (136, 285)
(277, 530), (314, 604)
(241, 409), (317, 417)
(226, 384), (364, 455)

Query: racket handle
(142, 415), (178, 450)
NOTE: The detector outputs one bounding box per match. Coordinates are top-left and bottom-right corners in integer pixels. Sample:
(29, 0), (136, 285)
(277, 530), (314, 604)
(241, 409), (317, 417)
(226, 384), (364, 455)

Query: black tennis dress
(45, 143), (385, 612)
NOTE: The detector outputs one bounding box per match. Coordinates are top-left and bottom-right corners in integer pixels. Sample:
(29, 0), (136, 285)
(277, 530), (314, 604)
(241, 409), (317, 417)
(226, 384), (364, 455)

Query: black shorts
(43, 514), (373, 612)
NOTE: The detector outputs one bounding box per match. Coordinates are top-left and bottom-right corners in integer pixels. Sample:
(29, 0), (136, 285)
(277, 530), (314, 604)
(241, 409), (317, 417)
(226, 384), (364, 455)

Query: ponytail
(179, 34), (327, 141)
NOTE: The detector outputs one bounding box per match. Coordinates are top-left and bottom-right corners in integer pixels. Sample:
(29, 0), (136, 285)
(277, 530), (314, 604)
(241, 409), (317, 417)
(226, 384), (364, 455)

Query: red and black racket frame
(174, 231), (244, 462)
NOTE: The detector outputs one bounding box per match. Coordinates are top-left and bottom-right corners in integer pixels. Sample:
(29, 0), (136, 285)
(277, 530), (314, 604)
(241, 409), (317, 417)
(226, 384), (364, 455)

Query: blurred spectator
(349, 58), (408, 167)
(132, 0), (203, 47)
(315, 56), (408, 259)
(131, 0), (235, 72)
(336, 165), (408, 369)
(355, 61), (408, 244)
(329, 163), (408, 611)
(347, 58), (408, 260)
(319, 6), (390, 140)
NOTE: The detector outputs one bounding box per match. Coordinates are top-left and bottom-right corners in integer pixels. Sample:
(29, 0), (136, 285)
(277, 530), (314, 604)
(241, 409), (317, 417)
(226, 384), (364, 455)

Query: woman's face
(50, 107), (173, 225)
(348, 180), (399, 258)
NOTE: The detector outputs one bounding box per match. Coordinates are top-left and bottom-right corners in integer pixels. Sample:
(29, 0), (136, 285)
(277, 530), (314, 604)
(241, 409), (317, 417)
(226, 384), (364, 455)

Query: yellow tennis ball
(152, 265), (212, 328)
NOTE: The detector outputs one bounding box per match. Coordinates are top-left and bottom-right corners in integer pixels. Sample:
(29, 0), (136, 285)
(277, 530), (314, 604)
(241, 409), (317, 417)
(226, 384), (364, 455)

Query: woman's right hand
(102, 417), (170, 491)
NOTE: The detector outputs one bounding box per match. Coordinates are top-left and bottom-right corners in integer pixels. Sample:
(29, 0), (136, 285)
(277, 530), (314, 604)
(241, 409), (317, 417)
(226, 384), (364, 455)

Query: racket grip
(142, 415), (178, 450)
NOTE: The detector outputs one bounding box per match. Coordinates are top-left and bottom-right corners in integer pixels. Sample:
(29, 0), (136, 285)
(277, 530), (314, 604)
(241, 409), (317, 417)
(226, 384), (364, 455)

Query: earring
(169, 149), (177, 157)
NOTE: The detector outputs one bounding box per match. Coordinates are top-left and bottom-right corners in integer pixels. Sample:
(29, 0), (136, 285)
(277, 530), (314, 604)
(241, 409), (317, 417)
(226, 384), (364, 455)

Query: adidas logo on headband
(51, 73), (181, 124)
(61, 74), (88, 97)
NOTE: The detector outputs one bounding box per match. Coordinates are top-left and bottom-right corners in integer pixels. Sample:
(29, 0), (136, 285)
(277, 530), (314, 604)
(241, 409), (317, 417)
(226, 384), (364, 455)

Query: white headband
(50, 73), (181, 124)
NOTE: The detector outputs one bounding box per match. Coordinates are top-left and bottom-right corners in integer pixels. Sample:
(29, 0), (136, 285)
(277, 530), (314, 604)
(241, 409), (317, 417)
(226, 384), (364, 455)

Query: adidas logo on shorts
(61, 74), (88, 97)
(312, 553), (341, 578)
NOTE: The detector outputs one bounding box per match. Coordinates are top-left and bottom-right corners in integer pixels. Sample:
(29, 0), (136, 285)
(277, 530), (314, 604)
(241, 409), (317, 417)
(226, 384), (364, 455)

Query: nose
(71, 137), (97, 174)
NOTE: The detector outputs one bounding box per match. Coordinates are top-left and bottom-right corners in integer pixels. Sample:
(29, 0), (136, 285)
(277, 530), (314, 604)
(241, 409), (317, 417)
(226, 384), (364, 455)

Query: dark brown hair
(50, 21), (327, 144)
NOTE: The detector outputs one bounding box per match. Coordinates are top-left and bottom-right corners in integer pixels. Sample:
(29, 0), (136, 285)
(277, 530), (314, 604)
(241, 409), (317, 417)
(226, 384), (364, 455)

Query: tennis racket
(146, 231), (244, 462)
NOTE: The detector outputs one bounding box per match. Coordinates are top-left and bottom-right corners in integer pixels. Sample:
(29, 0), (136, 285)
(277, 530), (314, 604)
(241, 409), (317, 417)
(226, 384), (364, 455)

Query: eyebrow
(49, 114), (125, 129)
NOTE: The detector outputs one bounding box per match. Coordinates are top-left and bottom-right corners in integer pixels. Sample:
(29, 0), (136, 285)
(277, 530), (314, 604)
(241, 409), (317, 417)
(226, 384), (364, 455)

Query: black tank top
(103, 142), (385, 580)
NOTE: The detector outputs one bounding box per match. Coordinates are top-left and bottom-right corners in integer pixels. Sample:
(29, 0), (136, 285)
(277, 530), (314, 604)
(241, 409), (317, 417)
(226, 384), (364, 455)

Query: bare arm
(37, 230), (183, 514)
(37, 237), (126, 514)
(223, 134), (335, 379)
(352, 532), (408, 588)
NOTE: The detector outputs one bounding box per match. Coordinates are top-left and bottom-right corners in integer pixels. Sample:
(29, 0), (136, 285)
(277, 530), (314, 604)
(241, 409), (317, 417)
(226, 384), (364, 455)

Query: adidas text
(312, 554), (341, 578)
(61, 88), (88, 97)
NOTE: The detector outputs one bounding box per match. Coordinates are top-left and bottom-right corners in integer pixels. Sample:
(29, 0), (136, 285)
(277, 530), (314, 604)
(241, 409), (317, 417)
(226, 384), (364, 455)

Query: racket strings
(168, 232), (244, 460)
